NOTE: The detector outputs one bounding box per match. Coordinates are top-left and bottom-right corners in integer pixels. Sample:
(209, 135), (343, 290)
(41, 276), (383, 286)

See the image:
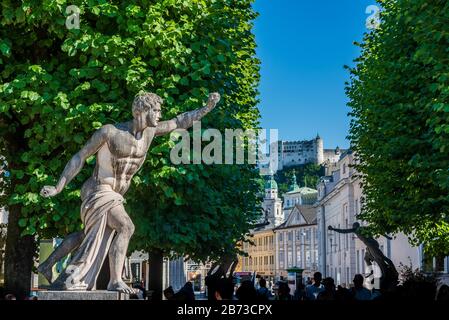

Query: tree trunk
(4, 204), (36, 300)
(148, 249), (163, 301)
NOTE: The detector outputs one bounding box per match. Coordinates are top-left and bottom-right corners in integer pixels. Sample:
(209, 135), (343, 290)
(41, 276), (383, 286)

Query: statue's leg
(106, 204), (135, 294)
(37, 231), (84, 284)
(363, 250), (374, 275)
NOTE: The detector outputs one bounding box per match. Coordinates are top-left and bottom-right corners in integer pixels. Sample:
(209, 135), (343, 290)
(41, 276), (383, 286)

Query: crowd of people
(4, 271), (440, 301)
(162, 272), (382, 301)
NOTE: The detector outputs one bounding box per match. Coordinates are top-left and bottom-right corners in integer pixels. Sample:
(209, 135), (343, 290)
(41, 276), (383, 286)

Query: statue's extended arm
(328, 225), (357, 234)
(40, 125), (110, 198)
(155, 92), (220, 136)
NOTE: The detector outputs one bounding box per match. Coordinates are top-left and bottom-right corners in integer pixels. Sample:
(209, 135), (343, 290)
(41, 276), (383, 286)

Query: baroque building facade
(314, 150), (440, 288)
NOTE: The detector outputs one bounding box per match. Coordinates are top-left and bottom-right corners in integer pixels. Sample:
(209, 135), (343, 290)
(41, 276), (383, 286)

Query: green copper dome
(265, 174), (278, 190)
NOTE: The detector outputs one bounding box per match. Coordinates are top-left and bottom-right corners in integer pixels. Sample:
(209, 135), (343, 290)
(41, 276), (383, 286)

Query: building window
(345, 219), (349, 249)
(346, 267), (350, 285)
(279, 233), (283, 242)
(279, 251), (285, 268)
(361, 249), (365, 271)
(306, 229), (311, 242)
(356, 250), (360, 274)
(288, 231), (293, 242)
(288, 251), (293, 267)
(337, 224), (341, 250)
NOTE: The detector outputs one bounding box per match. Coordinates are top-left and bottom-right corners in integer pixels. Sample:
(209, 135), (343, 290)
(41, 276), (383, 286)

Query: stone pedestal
(37, 290), (129, 300)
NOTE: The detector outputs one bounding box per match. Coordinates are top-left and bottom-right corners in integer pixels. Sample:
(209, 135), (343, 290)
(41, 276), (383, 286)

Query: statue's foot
(107, 280), (136, 294)
(37, 263), (53, 284)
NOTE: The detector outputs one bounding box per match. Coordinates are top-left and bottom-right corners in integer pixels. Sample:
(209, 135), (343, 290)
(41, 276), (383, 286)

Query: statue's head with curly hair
(132, 92), (164, 127)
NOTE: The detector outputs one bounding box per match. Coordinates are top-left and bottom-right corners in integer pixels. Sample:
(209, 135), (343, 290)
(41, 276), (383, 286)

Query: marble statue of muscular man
(38, 92), (220, 293)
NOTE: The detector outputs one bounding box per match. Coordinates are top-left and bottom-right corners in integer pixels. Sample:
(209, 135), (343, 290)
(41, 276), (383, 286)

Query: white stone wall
(323, 149), (341, 164)
(321, 180), (356, 287)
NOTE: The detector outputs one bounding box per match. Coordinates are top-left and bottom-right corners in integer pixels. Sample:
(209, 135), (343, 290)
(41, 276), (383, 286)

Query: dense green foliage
(274, 163), (323, 194)
(0, 0), (262, 262)
(346, 0), (449, 255)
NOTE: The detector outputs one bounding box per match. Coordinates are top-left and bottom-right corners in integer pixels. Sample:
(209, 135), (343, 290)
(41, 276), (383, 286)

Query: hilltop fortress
(276, 135), (344, 170)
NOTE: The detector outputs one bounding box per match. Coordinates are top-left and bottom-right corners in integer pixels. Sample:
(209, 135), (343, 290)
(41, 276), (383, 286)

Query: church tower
(262, 173), (284, 227)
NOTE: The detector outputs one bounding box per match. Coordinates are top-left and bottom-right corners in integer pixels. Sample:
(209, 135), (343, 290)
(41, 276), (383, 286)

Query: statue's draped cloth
(60, 185), (124, 290)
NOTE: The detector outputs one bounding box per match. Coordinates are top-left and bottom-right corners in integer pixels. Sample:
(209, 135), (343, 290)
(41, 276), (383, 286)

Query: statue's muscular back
(81, 123), (155, 199)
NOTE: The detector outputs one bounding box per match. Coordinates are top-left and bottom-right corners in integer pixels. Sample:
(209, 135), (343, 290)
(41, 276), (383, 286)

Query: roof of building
(275, 204), (317, 230)
(285, 186), (318, 195)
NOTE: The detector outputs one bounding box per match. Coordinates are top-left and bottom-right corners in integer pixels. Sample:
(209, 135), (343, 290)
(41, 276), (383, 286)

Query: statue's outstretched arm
(155, 92), (220, 136)
(40, 125), (110, 198)
(328, 225), (356, 234)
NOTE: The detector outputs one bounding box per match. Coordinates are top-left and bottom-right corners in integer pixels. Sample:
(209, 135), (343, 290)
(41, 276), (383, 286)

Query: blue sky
(253, 0), (376, 149)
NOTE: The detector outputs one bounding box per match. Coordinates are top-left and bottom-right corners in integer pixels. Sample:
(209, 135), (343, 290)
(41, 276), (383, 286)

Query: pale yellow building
(240, 228), (276, 279)
(239, 174), (280, 280)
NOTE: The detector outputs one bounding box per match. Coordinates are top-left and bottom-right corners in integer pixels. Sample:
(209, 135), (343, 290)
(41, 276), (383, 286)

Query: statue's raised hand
(40, 186), (59, 198)
(207, 92), (221, 109)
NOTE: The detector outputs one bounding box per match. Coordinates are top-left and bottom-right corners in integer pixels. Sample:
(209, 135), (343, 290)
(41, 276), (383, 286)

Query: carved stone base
(37, 290), (129, 300)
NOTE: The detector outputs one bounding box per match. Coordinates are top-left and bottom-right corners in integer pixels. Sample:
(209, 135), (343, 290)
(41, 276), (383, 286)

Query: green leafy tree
(0, 0), (261, 297)
(274, 164), (324, 194)
(346, 0), (449, 256)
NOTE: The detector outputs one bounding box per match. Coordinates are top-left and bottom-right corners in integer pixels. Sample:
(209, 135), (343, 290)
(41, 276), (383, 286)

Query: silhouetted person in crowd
(214, 278), (235, 300)
(437, 285), (449, 301)
(133, 281), (147, 300)
(163, 286), (175, 300)
(351, 274), (372, 300)
(318, 277), (336, 301)
(336, 285), (352, 301)
(276, 282), (293, 300)
(294, 283), (306, 301)
(173, 282), (195, 302)
(257, 278), (273, 301)
(305, 272), (324, 300)
(236, 280), (257, 301)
